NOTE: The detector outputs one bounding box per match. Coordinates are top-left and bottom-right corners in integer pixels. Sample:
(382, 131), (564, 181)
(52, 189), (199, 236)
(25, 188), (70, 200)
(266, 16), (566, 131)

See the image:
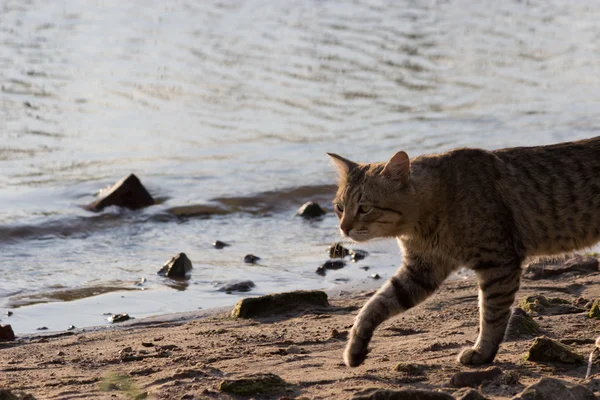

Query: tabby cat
(328, 137), (600, 367)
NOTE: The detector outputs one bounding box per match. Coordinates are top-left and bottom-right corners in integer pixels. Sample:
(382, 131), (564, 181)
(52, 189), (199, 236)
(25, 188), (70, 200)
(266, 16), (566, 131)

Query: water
(2, 0), (600, 333)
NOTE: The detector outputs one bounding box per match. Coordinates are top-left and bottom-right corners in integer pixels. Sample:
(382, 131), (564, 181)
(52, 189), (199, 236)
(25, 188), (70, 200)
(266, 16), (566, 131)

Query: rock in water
(218, 373), (287, 395)
(231, 290), (328, 318)
(315, 260), (346, 276)
(512, 377), (597, 400)
(296, 201), (326, 219)
(351, 389), (455, 400)
(504, 307), (541, 340)
(0, 324), (15, 341)
(243, 254), (260, 264)
(213, 240), (229, 249)
(85, 174), (154, 211)
(157, 253), (192, 278)
(217, 280), (256, 293)
(525, 336), (584, 364)
(350, 249), (369, 261)
(450, 367), (502, 387)
(329, 243), (350, 258)
(108, 313), (131, 323)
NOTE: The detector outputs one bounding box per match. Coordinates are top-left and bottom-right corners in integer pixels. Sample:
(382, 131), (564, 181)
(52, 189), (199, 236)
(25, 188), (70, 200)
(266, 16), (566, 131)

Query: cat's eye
(358, 205), (372, 214)
(335, 203), (344, 213)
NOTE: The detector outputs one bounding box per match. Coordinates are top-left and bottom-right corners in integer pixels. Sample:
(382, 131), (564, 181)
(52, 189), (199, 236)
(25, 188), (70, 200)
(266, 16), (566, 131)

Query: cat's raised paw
(457, 347), (494, 366)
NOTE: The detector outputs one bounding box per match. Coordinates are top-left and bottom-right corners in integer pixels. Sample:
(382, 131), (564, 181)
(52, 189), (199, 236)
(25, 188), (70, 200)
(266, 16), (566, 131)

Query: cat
(328, 136), (600, 367)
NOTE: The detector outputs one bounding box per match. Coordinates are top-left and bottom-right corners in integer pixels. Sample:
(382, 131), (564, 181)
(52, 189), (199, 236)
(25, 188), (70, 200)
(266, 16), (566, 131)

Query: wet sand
(2, 258), (600, 399)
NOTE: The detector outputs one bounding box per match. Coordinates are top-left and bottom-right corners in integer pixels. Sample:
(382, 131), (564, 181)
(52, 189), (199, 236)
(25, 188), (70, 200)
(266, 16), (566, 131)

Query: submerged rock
(0, 324), (15, 341)
(213, 240), (229, 249)
(520, 295), (584, 315)
(351, 249), (369, 261)
(450, 367), (502, 388)
(351, 388), (455, 400)
(85, 174), (154, 211)
(217, 280), (256, 293)
(524, 255), (599, 280)
(525, 336), (584, 364)
(218, 373), (287, 395)
(108, 313), (132, 323)
(512, 377), (596, 400)
(329, 243), (350, 258)
(157, 253), (192, 278)
(231, 290), (328, 318)
(504, 307), (541, 340)
(243, 254), (260, 264)
(316, 260), (346, 275)
(296, 201), (326, 219)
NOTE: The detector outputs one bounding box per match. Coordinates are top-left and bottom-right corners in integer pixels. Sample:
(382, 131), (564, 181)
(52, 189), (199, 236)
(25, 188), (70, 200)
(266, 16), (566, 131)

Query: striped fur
(328, 137), (600, 367)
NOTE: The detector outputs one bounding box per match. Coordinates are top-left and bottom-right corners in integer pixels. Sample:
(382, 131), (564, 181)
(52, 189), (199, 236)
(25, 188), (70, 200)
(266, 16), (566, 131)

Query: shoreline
(2, 257), (600, 399)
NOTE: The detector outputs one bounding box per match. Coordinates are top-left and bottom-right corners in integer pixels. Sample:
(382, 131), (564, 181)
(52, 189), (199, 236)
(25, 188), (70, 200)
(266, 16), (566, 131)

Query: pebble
(450, 367), (502, 387)
(213, 240), (229, 249)
(37, 326), (48, 331)
(108, 313), (132, 323)
(371, 274), (381, 280)
(243, 254), (260, 264)
(7, 311), (12, 317)
(157, 253), (193, 278)
(296, 201), (326, 219)
(513, 377), (595, 400)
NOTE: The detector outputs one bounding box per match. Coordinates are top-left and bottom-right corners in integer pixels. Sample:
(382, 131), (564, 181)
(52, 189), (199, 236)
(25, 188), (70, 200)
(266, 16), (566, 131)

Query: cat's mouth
(348, 228), (371, 242)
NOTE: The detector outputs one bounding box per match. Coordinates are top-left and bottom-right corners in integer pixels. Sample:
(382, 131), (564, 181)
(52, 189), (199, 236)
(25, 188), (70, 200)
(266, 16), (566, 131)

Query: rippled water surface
(2, 0), (600, 333)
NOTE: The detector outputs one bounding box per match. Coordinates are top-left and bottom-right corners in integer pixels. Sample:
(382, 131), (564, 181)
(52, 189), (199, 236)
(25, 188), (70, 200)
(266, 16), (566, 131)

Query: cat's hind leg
(458, 260), (522, 365)
(344, 254), (453, 367)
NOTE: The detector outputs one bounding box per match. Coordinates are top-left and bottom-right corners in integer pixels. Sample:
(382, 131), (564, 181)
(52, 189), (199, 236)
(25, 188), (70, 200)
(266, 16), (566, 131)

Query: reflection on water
(2, 0), (600, 333)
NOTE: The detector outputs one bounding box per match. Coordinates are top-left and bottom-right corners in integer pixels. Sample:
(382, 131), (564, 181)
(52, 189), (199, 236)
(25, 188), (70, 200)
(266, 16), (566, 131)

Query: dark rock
(243, 254), (260, 264)
(36, 326), (48, 331)
(108, 313), (132, 323)
(329, 243), (350, 258)
(351, 388), (455, 400)
(350, 249), (369, 261)
(394, 363), (426, 375)
(296, 201), (326, 219)
(67, 325), (76, 331)
(85, 174), (154, 211)
(457, 389), (489, 400)
(520, 295), (584, 315)
(360, 266), (370, 271)
(525, 336), (584, 364)
(141, 342), (154, 347)
(218, 373), (287, 395)
(371, 274), (381, 280)
(512, 377), (597, 400)
(524, 255), (599, 280)
(504, 307), (541, 340)
(213, 240), (229, 249)
(0, 324), (15, 341)
(217, 280), (256, 293)
(450, 367), (502, 387)
(232, 290), (328, 318)
(0, 389), (37, 400)
(316, 260), (346, 276)
(157, 253), (192, 278)
(7, 311), (12, 316)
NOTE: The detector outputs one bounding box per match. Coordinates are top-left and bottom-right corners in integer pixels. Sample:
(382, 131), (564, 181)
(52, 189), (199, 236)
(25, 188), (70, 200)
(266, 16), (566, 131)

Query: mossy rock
(218, 373), (287, 395)
(504, 307), (540, 340)
(231, 290), (328, 318)
(520, 295), (582, 315)
(589, 300), (600, 319)
(525, 336), (584, 364)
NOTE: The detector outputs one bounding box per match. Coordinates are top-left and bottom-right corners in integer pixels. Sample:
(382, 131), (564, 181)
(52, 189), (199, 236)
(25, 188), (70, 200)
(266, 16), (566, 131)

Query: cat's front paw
(457, 347), (494, 366)
(343, 340), (369, 367)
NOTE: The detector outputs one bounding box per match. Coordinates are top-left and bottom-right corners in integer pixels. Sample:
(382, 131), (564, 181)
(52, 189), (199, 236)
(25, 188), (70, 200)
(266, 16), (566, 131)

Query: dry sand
(2, 258), (600, 399)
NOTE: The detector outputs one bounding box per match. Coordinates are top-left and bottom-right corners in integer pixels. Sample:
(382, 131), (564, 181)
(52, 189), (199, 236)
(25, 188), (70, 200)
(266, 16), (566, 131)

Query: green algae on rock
(218, 373), (287, 395)
(588, 300), (600, 319)
(231, 290), (328, 318)
(520, 295), (583, 315)
(525, 336), (584, 364)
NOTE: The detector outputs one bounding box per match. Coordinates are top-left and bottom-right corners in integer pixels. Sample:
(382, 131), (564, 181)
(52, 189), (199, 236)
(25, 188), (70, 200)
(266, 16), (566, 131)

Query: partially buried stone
(519, 295), (583, 315)
(524, 255), (599, 280)
(296, 201), (326, 219)
(0, 324), (15, 341)
(350, 249), (369, 261)
(504, 307), (541, 340)
(217, 280), (256, 293)
(351, 388), (455, 400)
(512, 377), (596, 400)
(218, 373), (288, 395)
(525, 336), (584, 364)
(457, 389), (489, 400)
(231, 290), (328, 318)
(108, 313), (131, 323)
(329, 243), (350, 258)
(157, 253), (192, 278)
(213, 240), (229, 249)
(450, 367), (502, 388)
(244, 254), (260, 264)
(85, 173), (154, 211)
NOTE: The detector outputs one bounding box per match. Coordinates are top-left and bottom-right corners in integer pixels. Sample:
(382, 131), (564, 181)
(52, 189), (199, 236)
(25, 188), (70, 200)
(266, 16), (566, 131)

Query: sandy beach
(2, 256), (600, 399)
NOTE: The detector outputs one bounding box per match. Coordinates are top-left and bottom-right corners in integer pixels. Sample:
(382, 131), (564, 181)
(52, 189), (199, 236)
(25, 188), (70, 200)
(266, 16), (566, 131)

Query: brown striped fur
(328, 137), (600, 367)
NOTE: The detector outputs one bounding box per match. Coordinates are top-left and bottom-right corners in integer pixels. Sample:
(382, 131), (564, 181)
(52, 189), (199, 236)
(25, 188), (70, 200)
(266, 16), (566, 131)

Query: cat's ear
(327, 153), (357, 177)
(381, 151), (410, 185)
